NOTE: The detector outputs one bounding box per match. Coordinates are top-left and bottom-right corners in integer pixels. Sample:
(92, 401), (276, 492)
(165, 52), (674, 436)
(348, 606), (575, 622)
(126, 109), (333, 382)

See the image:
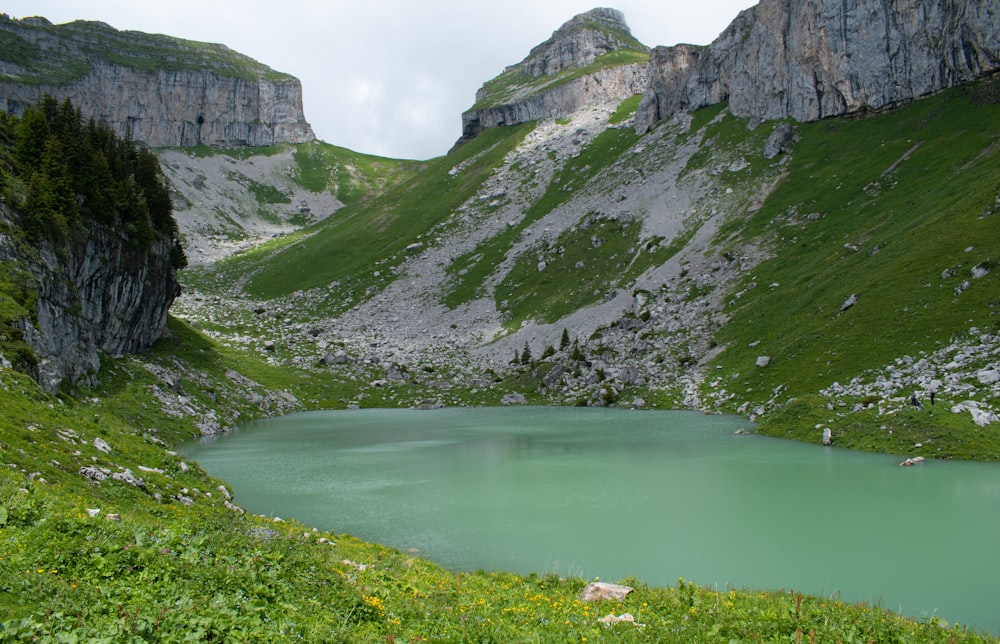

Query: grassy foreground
(1, 320), (995, 641)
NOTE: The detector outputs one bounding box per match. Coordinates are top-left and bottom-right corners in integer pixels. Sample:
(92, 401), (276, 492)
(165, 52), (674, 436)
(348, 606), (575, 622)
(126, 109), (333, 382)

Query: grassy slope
(189, 122), (535, 316)
(471, 49), (650, 111)
(0, 16), (291, 84)
(0, 320), (992, 641)
(707, 81), (1000, 455)
(3, 80), (1000, 641)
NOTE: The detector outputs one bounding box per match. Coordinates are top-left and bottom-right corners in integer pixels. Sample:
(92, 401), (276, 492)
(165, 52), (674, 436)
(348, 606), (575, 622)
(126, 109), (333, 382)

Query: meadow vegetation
(1, 324), (994, 641)
(2, 76), (999, 640)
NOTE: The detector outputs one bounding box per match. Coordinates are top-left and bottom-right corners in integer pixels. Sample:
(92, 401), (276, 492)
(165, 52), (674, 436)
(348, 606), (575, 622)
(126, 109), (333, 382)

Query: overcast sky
(5, 1), (755, 159)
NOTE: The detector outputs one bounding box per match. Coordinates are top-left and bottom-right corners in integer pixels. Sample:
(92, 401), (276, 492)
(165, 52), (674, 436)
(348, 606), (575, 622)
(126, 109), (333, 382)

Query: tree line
(0, 95), (186, 268)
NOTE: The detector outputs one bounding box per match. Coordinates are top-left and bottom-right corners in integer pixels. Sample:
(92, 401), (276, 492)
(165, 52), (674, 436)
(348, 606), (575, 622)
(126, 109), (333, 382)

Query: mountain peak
(518, 7), (645, 78)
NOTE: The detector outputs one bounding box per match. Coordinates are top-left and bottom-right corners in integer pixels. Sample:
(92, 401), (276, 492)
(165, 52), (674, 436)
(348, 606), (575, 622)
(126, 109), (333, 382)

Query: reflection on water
(181, 407), (1000, 635)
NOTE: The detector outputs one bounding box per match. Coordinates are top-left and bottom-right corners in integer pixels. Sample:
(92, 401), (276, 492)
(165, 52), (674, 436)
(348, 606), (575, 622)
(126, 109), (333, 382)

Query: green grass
(3, 60), (1000, 642)
(496, 216), (669, 330)
(445, 123), (642, 312)
(0, 339), (993, 640)
(471, 49), (649, 111)
(290, 140), (423, 203)
(0, 17), (294, 84)
(706, 80), (1000, 447)
(211, 123), (534, 310)
(609, 94), (642, 124)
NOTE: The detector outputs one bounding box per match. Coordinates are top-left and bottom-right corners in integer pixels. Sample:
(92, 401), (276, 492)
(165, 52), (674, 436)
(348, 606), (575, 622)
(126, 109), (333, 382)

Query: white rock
(976, 369), (999, 385)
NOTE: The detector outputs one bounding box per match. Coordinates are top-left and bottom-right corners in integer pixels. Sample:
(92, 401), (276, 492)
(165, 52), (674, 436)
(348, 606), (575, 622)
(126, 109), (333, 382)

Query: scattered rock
(900, 456), (925, 466)
(840, 293), (859, 312)
(822, 427), (833, 445)
(598, 612), (643, 628)
(501, 392), (529, 405)
(952, 400), (998, 426)
(341, 559), (369, 571)
(976, 369), (999, 385)
(79, 465), (111, 482)
(581, 581), (633, 602)
(112, 469), (145, 488)
(763, 122), (798, 158)
(93, 438), (111, 454)
(105, 513), (121, 522)
(224, 501), (245, 514)
(755, 356), (771, 368)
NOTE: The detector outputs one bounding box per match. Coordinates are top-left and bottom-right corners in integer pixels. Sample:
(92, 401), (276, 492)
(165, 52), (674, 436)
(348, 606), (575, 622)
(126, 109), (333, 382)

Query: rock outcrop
(0, 16), (314, 148)
(519, 8), (642, 78)
(458, 8), (649, 142)
(461, 64), (648, 138)
(0, 206), (181, 392)
(636, 0), (1000, 132)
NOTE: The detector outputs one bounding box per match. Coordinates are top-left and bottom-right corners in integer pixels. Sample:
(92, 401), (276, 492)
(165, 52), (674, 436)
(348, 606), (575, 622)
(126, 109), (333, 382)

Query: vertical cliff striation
(0, 16), (314, 147)
(636, 0), (1000, 132)
(0, 209), (180, 392)
(458, 8), (649, 144)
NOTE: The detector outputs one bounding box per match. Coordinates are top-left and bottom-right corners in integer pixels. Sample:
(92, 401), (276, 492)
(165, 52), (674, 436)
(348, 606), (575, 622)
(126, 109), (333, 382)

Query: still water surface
(181, 407), (1000, 634)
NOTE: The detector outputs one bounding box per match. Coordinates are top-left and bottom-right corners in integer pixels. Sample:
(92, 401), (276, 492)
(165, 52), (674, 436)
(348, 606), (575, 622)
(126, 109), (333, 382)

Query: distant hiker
(910, 393), (921, 409)
(930, 390), (936, 405)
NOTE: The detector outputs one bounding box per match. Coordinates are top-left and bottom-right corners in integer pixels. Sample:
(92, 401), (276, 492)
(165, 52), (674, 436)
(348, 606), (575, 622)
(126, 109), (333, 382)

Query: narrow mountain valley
(0, 2), (998, 640)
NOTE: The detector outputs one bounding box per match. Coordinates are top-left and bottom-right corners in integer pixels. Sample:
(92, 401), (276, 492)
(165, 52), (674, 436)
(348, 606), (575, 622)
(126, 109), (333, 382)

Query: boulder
(976, 369), (999, 385)
(79, 465), (111, 482)
(501, 392), (529, 405)
(581, 581), (633, 602)
(763, 122), (798, 158)
(755, 356), (771, 368)
(598, 612), (641, 628)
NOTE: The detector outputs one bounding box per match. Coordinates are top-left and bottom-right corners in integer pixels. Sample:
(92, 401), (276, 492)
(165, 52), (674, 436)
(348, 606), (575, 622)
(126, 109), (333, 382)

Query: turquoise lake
(180, 407), (1000, 635)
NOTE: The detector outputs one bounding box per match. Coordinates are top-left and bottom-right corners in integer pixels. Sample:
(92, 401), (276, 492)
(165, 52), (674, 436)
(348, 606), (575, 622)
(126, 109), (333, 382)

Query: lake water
(180, 407), (1000, 635)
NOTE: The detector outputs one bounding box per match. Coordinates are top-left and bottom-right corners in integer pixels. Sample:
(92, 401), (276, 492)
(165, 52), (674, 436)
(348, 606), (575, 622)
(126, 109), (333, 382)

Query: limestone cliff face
(459, 8), (649, 142)
(0, 16), (314, 147)
(461, 64), (648, 138)
(0, 207), (180, 393)
(519, 8), (641, 77)
(636, 0), (1000, 132)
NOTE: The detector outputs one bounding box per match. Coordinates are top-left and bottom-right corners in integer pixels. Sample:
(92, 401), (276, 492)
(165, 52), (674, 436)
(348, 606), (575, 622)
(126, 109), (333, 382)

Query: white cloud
(4, 1), (755, 159)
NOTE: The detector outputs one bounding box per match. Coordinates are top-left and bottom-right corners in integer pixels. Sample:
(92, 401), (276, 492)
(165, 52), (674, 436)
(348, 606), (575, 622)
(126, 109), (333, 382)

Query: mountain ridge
(0, 14), (315, 148)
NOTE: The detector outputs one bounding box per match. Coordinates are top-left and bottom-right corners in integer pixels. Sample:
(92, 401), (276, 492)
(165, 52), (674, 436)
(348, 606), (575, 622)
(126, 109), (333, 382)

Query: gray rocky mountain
(635, 0), (1000, 132)
(519, 8), (641, 78)
(0, 206), (180, 393)
(458, 8), (648, 143)
(0, 16), (314, 148)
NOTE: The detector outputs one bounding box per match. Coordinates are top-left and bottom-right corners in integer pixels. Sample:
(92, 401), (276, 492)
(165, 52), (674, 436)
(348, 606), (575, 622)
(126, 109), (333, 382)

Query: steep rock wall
(461, 64), (648, 139)
(458, 8), (649, 143)
(0, 17), (314, 147)
(520, 8), (641, 77)
(0, 208), (180, 392)
(636, 0), (1000, 131)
